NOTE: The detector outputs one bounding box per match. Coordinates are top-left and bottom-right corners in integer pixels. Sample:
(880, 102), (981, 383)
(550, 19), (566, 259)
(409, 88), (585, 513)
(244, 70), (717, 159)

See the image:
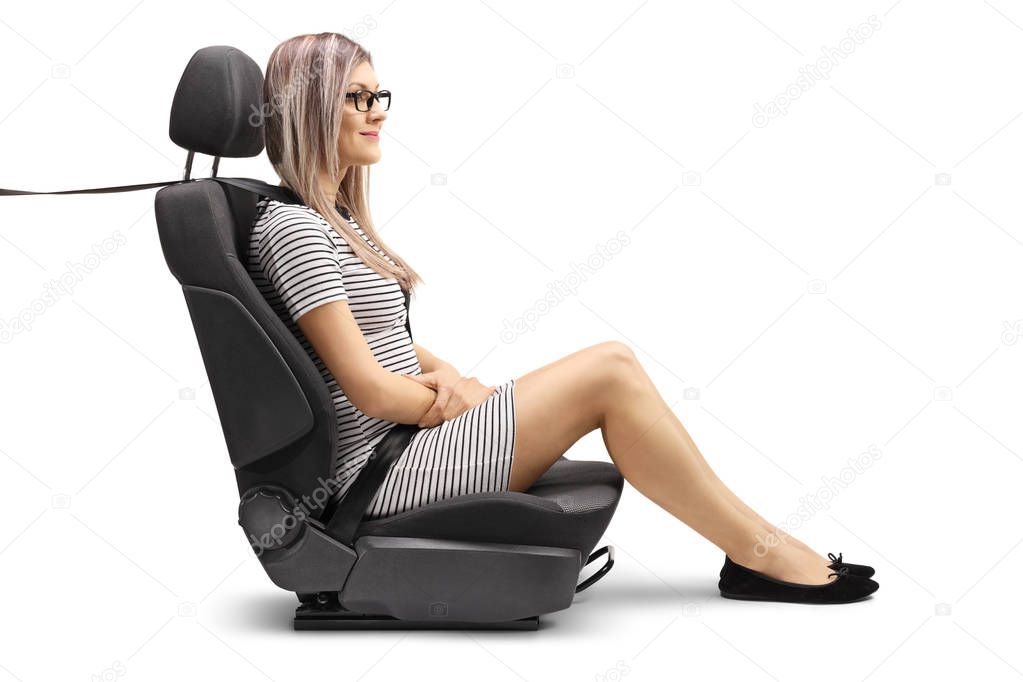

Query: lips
(359, 131), (379, 138)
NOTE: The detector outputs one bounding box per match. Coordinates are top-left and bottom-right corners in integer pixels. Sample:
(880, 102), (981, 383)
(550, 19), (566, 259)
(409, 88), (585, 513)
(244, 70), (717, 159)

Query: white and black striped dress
(247, 197), (516, 519)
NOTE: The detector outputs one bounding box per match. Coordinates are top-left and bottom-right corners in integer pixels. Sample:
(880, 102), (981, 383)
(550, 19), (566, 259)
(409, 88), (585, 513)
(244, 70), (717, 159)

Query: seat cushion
(353, 458), (624, 563)
(524, 457), (625, 514)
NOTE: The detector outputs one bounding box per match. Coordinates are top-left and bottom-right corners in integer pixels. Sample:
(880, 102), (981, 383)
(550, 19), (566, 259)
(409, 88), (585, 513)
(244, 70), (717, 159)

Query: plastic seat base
(294, 592), (539, 630)
(295, 612), (540, 630)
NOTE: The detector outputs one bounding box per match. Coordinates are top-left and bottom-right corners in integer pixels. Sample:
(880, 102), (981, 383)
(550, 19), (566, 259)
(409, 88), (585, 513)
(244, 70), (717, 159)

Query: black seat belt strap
(0, 179), (183, 196)
(0, 176), (295, 200)
(321, 423), (421, 544)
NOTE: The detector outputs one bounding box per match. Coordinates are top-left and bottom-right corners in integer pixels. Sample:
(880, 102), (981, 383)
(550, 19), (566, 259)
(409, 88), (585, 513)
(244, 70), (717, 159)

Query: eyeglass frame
(344, 89), (391, 112)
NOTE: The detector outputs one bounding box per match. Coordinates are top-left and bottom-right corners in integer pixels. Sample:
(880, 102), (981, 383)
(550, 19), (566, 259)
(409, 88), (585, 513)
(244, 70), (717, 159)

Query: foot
(718, 556), (879, 604)
(732, 545), (840, 585)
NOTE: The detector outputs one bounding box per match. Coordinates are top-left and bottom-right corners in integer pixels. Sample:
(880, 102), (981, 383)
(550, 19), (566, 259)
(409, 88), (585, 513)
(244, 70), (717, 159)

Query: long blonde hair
(262, 32), (423, 293)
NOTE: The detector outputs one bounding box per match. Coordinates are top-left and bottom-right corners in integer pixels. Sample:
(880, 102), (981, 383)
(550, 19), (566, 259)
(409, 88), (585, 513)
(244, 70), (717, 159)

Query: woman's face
(339, 61), (387, 169)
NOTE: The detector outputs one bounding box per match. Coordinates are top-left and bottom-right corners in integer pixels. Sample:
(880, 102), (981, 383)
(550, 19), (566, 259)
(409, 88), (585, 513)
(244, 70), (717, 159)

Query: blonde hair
(262, 32), (423, 293)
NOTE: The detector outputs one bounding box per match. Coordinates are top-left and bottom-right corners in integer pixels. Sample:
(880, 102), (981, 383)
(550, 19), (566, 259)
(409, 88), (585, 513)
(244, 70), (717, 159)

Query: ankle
(729, 546), (778, 572)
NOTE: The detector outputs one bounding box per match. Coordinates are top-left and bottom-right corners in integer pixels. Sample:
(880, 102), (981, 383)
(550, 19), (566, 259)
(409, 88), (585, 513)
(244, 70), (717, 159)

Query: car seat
(150, 45), (625, 630)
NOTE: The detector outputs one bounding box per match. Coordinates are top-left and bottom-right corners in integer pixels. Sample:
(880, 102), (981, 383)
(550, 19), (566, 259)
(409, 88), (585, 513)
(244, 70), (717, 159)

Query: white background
(2, 1), (1022, 680)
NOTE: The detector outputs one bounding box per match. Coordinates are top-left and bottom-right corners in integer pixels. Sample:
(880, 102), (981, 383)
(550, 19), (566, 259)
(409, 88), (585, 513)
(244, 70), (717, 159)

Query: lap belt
(322, 422), (421, 544)
(2, 175), (418, 537)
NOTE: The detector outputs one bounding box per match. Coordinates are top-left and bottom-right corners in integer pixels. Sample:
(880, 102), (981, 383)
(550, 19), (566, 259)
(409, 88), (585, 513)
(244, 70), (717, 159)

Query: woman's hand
(408, 369), (496, 428)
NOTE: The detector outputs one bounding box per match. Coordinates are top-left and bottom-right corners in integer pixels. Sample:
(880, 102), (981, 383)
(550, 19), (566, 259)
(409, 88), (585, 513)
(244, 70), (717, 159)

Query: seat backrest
(153, 46), (336, 511)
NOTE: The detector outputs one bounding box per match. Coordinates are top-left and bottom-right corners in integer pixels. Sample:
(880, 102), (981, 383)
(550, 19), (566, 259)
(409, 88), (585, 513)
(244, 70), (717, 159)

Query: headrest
(169, 45), (265, 158)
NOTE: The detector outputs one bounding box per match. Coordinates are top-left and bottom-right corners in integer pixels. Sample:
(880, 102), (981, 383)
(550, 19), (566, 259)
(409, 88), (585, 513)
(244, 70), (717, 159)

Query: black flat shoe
(718, 555), (879, 604)
(827, 551), (875, 578)
(718, 551), (877, 579)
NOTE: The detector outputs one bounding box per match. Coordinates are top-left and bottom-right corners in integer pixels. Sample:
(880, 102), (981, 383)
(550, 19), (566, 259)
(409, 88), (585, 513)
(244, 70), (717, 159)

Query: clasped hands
(407, 366), (496, 428)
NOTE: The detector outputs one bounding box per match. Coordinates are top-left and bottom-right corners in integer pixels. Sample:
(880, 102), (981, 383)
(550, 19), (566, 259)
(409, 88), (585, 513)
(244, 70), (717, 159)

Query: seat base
(295, 612), (540, 630)
(294, 592), (539, 630)
(339, 536), (581, 622)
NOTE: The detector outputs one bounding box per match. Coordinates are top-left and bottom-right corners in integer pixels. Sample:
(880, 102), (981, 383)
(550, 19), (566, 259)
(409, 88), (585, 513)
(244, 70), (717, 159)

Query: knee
(597, 340), (637, 363)
(595, 340), (643, 383)
(583, 342), (644, 427)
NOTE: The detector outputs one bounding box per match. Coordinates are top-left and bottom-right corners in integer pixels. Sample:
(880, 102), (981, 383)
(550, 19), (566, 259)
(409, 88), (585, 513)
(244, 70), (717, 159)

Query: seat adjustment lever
(576, 545), (615, 593)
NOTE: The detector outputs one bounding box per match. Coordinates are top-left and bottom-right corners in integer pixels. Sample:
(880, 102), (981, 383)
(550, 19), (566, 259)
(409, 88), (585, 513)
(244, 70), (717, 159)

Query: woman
(248, 32), (879, 604)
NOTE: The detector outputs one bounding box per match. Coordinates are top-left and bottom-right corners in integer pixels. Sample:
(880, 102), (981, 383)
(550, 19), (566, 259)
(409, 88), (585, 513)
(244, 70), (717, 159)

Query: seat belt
(0, 176), (300, 202)
(321, 422), (420, 543)
(1, 179), (184, 196)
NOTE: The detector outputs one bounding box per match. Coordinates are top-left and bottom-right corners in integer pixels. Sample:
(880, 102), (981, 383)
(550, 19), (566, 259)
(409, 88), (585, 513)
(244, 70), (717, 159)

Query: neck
(319, 166), (349, 198)
(278, 173), (349, 205)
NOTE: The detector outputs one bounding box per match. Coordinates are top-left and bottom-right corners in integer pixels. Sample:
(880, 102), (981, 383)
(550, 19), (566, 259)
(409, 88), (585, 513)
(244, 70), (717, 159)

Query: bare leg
(627, 366), (819, 558)
(508, 341), (835, 584)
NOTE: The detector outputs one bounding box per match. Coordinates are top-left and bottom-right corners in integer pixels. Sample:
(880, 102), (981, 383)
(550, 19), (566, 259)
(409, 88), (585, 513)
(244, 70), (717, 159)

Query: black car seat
(151, 44), (625, 630)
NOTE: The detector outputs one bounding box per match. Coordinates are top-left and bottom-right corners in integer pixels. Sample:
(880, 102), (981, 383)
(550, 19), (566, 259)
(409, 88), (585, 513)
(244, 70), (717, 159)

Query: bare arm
(412, 342), (458, 376)
(257, 213), (435, 424)
(298, 301), (437, 424)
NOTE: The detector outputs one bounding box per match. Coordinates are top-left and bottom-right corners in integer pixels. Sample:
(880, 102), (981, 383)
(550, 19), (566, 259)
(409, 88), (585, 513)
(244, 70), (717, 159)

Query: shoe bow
(828, 564), (850, 580)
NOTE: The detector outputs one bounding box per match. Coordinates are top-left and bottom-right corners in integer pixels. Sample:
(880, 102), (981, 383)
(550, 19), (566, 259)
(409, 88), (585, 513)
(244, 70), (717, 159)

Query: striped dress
(247, 197), (516, 520)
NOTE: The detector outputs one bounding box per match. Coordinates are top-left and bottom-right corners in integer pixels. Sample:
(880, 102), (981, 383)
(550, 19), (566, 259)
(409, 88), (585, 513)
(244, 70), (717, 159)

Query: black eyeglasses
(345, 89), (391, 112)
